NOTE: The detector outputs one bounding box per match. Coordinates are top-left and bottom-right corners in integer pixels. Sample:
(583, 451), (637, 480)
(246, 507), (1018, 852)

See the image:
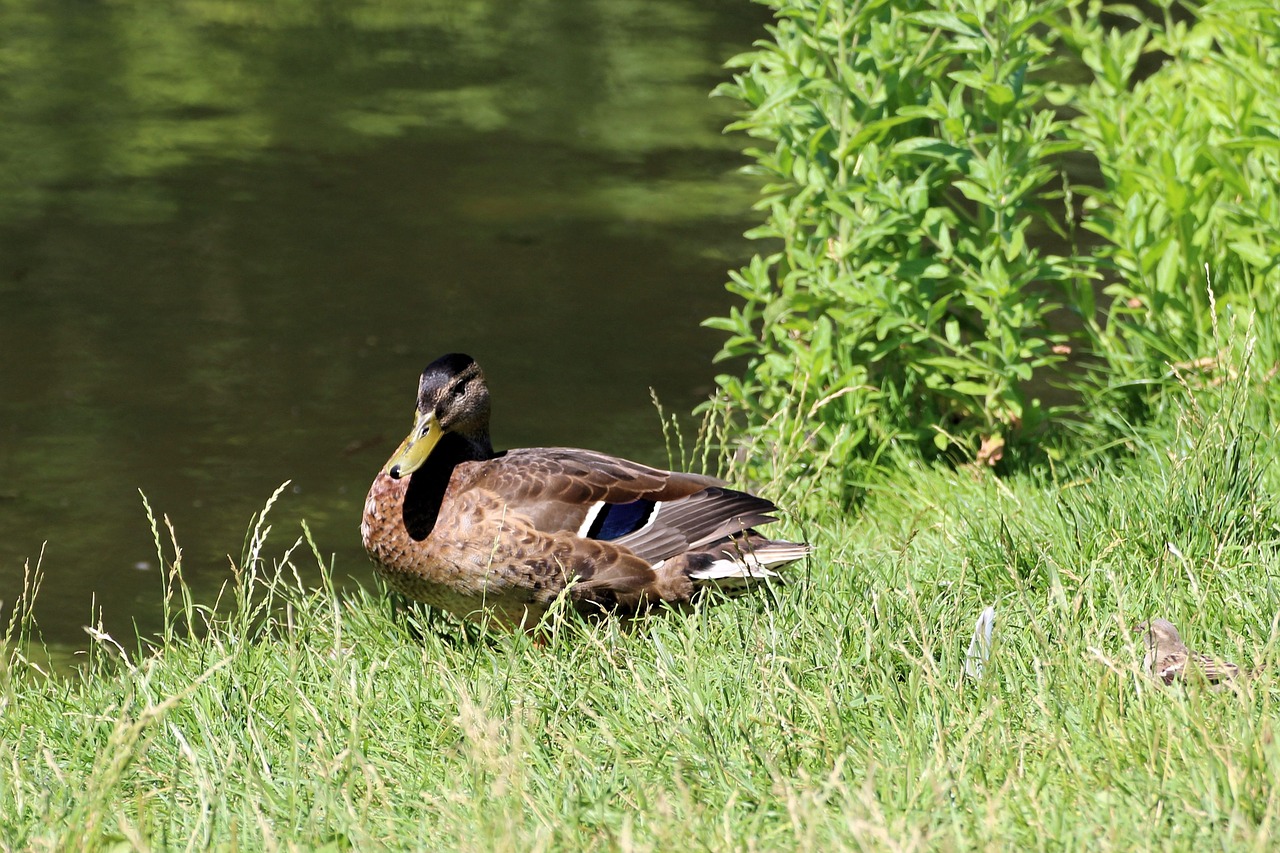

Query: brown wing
(1190, 653), (1240, 684)
(455, 447), (727, 537)
(612, 487), (778, 561)
(445, 447), (787, 612)
(1156, 649), (1240, 685)
(460, 448), (784, 561)
(1155, 649), (1189, 684)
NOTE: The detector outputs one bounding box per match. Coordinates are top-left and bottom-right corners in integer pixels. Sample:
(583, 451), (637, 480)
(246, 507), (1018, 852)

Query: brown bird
(1135, 618), (1241, 686)
(361, 353), (808, 630)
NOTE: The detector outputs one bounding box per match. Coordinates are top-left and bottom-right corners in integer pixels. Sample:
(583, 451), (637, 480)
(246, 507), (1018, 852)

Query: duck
(361, 353), (808, 629)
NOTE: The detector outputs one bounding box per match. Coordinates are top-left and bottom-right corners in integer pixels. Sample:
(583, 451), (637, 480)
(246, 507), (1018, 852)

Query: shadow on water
(0, 0), (773, 662)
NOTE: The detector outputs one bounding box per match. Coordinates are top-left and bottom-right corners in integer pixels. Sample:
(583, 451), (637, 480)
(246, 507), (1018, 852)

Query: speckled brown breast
(361, 471), (565, 628)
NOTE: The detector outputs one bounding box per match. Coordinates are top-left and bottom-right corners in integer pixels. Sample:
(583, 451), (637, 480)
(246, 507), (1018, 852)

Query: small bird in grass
(1135, 618), (1241, 686)
(361, 353), (809, 630)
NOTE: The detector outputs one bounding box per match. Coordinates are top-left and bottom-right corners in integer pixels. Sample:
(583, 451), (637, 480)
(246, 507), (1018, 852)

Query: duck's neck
(460, 429), (494, 460)
(402, 431), (490, 540)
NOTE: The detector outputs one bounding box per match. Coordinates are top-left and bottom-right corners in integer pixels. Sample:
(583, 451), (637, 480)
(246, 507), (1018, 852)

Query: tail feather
(686, 538), (810, 589)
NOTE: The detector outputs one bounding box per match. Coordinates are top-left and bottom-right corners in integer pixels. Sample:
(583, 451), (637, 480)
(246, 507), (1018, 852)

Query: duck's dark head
(385, 353), (493, 479)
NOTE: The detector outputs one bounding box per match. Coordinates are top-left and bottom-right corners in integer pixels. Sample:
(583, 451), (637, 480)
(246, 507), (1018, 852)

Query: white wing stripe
(575, 501), (606, 538)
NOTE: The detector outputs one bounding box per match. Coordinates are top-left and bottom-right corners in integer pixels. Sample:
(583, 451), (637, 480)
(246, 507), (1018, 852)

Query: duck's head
(386, 353), (492, 479)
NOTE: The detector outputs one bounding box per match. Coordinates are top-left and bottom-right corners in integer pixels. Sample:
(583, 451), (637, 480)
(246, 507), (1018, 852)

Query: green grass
(4, 372), (1280, 850)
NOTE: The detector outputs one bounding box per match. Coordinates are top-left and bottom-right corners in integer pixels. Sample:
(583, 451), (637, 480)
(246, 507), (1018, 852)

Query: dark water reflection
(0, 0), (770, 656)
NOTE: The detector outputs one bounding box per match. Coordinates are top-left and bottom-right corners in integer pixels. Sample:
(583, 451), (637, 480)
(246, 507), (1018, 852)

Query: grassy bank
(4, 0), (1278, 848)
(3, 355), (1278, 850)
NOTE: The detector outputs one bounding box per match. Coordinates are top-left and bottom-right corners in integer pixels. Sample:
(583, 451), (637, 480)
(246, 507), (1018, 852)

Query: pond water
(0, 0), (771, 658)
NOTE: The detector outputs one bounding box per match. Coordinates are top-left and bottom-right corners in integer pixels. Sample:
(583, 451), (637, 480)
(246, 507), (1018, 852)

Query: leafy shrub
(705, 0), (1080, 503)
(1058, 0), (1280, 416)
(708, 0), (1280, 496)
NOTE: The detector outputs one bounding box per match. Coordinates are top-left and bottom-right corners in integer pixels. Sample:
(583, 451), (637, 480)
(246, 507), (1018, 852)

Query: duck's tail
(685, 536), (810, 591)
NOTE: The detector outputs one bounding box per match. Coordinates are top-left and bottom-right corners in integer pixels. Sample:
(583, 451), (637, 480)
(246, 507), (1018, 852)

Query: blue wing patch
(586, 499), (657, 540)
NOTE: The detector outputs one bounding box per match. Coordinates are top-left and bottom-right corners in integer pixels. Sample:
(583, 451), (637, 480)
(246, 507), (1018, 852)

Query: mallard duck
(361, 353), (808, 629)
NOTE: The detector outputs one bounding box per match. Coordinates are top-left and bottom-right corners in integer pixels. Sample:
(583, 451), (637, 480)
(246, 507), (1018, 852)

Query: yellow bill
(385, 409), (443, 479)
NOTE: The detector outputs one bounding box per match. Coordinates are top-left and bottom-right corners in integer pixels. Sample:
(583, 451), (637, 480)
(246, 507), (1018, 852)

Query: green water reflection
(0, 0), (769, 657)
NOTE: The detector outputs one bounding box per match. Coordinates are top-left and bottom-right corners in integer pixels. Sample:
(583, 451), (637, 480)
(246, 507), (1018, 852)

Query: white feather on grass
(965, 606), (996, 679)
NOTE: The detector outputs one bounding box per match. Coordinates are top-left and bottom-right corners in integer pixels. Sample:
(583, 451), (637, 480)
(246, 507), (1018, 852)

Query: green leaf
(949, 70), (988, 91)
(986, 83), (1016, 106)
(906, 11), (982, 37)
(954, 180), (995, 206)
(952, 381), (993, 396)
(1229, 240), (1271, 268)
